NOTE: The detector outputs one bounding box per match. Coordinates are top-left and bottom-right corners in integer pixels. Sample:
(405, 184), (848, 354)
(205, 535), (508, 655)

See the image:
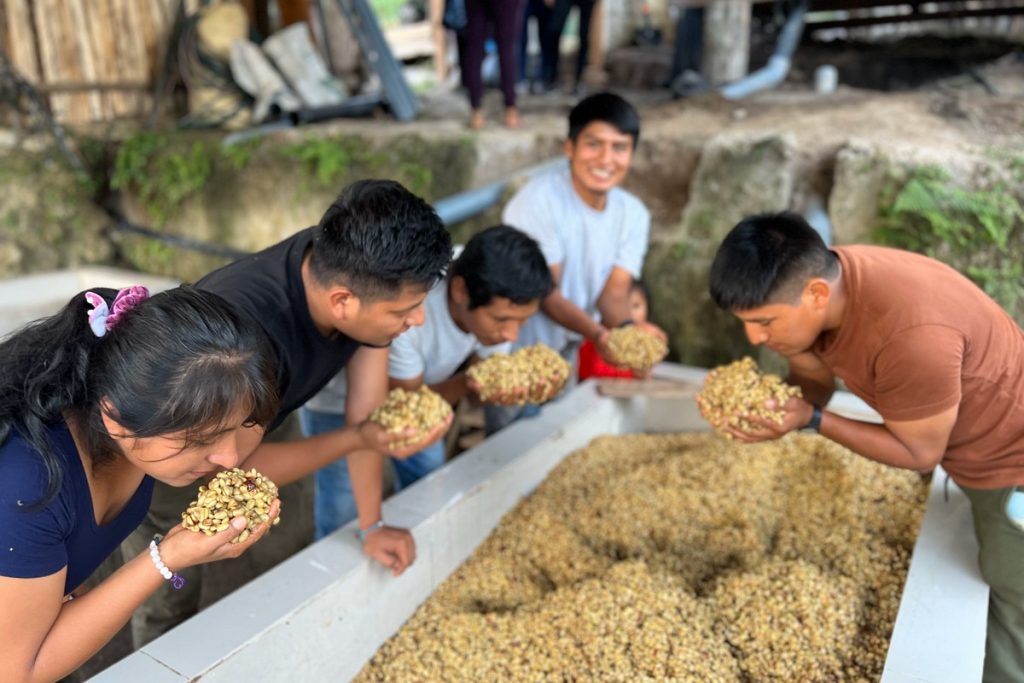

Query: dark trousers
(961, 484), (1024, 682)
(517, 0), (553, 83)
(544, 0), (596, 86)
(464, 0), (524, 108)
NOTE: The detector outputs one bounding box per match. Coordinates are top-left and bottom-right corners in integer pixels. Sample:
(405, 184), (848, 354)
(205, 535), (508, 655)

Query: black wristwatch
(804, 404), (823, 433)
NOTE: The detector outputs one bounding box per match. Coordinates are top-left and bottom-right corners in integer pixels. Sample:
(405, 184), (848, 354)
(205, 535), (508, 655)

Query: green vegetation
(279, 135), (437, 197)
(370, 0), (407, 27)
(111, 133), (215, 226)
(281, 137), (362, 187)
(874, 164), (1024, 318)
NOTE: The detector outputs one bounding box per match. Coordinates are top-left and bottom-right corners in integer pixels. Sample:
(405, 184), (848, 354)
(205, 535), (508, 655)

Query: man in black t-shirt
(122, 179), (454, 647)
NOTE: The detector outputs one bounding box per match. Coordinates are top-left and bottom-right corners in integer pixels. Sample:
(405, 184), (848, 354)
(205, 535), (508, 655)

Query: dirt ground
(413, 37), (1024, 160)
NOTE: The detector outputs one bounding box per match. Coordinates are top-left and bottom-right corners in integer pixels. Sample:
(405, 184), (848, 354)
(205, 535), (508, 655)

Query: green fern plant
(874, 164), (1024, 318)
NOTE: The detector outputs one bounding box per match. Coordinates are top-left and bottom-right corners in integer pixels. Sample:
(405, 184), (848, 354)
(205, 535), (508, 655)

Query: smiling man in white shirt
(492, 92), (667, 433)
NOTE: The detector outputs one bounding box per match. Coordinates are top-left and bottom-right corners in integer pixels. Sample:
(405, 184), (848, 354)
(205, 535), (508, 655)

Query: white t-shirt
(303, 280), (510, 415)
(502, 169), (651, 352)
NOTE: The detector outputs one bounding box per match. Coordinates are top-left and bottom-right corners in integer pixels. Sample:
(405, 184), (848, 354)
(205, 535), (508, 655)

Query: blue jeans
(299, 407), (447, 540)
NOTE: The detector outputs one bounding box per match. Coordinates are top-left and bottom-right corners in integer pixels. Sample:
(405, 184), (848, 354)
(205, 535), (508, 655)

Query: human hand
(529, 372), (567, 403)
(357, 410), (453, 459)
(636, 320), (668, 343)
(718, 396), (814, 443)
(362, 525), (417, 576)
(594, 328), (628, 369)
(469, 375), (531, 406)
(158, 498), (281, 570)
(390, 412), (453, 459)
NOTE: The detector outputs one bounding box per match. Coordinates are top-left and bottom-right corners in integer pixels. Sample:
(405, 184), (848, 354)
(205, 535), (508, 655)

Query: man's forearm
(819, 412), (936, 473)
(429, 373), (468, 406)
(596, 289), (631, 328)
(347, 449), (385, 529)
(789, 375), (835, 408)
(541, 292), (604, 341)
(241, 427), (366, 487)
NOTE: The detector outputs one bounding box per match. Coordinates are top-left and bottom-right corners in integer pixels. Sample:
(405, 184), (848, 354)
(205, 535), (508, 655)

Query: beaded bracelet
(149, 534), (187, 590)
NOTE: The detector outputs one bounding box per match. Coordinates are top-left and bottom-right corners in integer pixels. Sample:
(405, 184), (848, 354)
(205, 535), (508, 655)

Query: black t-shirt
(197, 228), (362, 429)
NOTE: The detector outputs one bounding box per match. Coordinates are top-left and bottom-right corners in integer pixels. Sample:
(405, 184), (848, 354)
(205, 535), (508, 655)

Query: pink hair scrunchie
(84, 285), (150, 338)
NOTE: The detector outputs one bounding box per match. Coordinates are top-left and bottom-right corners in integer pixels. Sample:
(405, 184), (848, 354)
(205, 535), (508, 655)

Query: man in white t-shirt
(302, 225), (554, 539)
(491, 92), (667, 433)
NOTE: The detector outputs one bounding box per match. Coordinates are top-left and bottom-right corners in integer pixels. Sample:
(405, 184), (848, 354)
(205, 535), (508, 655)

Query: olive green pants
(121, 413), (313, 648)
(962, 484), (1024, 683)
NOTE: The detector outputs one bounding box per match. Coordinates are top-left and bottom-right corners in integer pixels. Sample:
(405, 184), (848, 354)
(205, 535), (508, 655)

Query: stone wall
(3, 120), (1022, 368)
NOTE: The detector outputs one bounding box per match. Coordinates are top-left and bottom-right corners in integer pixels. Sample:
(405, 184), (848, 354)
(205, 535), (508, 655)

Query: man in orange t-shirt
(707, 212), (1024, 683)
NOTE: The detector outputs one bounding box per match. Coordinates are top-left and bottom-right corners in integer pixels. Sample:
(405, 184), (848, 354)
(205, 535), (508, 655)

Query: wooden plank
(596, 377), (700, 400)
(68, 0), (107, 121)
(33, 0), (71, 122)
(807, 4), (1024, 30)
(116, 0), (149, 117)
(384, 20), (433, 61)
(5, 0), (41, 83)
(91, 0), (126, 116)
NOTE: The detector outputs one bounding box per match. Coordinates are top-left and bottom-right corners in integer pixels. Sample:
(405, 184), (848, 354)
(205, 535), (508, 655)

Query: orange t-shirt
(813, 246), (1024, 489)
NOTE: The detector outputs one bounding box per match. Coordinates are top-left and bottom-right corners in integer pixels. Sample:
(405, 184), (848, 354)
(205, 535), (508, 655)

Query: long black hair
(0, 285), (280, 508)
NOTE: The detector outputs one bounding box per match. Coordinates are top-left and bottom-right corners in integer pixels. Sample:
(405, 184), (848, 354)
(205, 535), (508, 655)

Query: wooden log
(702, 0), (750, 85)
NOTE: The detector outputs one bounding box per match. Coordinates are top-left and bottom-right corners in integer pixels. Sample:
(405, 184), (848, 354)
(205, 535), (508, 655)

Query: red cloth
(578, 338), (636, 381)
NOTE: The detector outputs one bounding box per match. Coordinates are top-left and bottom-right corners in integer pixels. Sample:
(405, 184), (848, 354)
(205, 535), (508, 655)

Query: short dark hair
(568, 92), (641, 144)
(709, 212), (839, 311)
(309, 179), (452, 301)
(449, 225), (553, 309)
(0, 286), (279, 509)
(630, 277), (649, 302)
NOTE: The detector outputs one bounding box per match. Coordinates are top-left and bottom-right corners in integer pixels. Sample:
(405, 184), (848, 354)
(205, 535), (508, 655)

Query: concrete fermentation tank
(82, 364), (985, 682)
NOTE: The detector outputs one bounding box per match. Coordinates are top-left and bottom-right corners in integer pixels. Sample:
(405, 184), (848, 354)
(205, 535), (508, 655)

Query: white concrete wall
(0, 267), (178, 339)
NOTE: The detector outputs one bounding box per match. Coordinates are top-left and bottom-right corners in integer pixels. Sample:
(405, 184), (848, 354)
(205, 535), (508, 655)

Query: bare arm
(346, 347), (427, 576)
(540, 263), (606, 343)
(724, 395), (957, 473)
(391, 372), (469, 407)
(343, 346), (391, 533)
(819, 404), (957, 473)
(239, 422), (370, 488)
(785, 351), (837, 407)
(2, 563), (165, 683)
(595, 265), (635, 328)
(1, 511), (275, 683)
